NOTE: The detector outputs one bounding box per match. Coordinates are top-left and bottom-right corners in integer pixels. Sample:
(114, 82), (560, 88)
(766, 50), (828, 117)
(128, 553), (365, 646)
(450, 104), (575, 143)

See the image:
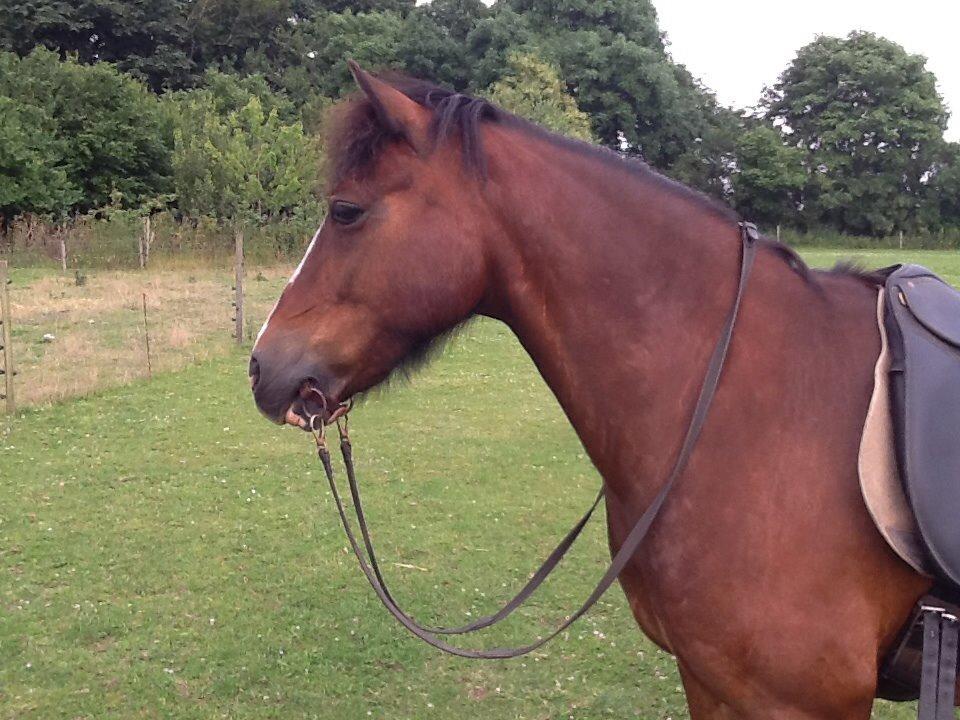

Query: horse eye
(330, 200), (365, 226)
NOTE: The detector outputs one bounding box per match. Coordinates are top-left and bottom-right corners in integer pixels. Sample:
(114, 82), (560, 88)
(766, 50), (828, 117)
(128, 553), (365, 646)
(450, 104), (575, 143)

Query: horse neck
(479, 127), (747, 500)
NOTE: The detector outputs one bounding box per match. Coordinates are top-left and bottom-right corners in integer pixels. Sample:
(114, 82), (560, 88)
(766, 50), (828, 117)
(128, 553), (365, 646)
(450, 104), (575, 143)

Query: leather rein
(307, 222), (760, 659)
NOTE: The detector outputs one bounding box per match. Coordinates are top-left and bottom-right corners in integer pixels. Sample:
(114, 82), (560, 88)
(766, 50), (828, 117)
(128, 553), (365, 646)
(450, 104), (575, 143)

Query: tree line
(1, 0), (957, 243)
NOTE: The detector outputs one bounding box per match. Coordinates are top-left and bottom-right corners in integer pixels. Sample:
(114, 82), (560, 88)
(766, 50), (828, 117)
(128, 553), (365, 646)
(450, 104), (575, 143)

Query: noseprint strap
(312, 223), (759, 658)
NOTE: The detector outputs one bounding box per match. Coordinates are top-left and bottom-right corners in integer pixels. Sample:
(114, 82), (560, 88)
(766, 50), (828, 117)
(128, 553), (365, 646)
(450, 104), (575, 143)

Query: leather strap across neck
(314, 221), (760, 658)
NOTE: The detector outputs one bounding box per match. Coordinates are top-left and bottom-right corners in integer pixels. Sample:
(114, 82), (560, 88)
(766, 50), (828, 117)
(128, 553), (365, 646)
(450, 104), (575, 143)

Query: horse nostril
(249, 355), (261, 390)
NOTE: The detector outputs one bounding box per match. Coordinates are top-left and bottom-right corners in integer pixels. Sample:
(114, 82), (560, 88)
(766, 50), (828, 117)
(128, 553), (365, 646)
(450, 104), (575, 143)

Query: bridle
(307, 222), (760, 659)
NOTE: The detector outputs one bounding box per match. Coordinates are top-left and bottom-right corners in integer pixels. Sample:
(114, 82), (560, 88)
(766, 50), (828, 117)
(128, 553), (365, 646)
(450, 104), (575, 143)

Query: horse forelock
(325, 74), (504, 188)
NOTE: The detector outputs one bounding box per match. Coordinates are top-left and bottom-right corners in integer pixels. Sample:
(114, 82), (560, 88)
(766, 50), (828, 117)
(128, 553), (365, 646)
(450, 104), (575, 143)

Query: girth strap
(315, 222), (760, 658)
(919, 605), (959, 720)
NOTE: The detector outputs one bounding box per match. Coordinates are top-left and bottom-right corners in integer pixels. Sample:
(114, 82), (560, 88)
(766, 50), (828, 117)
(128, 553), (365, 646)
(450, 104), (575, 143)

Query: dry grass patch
(6, 265), (292, 406)
(167, 323), (195, 349)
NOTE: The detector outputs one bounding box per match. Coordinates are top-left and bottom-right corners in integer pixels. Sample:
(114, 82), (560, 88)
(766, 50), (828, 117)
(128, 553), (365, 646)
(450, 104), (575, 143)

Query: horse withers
(251, 63), (939, 718)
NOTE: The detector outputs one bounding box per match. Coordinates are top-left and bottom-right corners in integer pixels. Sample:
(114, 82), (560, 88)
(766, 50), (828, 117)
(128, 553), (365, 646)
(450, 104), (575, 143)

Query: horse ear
(348, 60), (429, 153)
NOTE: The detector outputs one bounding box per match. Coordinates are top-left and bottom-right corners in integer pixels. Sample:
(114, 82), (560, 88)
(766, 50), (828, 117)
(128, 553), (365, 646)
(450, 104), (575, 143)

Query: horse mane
(821, 260), (888, 286)
(325, 72), (815, 283)
(326, 73), (733, 216)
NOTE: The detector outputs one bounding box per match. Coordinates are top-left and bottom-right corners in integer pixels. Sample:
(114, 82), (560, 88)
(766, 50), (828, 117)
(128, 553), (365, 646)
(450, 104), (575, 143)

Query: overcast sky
(652, 0), (959, 140)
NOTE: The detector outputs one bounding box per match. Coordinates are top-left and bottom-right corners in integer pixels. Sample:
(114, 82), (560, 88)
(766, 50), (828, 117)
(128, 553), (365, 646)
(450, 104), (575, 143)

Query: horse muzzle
(249, 351), (344, 429)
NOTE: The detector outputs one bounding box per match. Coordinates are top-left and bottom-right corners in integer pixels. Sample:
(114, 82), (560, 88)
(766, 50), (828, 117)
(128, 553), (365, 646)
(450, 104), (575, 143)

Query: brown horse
(250, 64), (931, 718)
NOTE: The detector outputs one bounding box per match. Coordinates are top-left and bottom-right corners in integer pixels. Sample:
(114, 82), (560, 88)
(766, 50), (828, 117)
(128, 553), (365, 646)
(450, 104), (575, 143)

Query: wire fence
(0, 245), (289, 411)
(0, 212), (319, 270)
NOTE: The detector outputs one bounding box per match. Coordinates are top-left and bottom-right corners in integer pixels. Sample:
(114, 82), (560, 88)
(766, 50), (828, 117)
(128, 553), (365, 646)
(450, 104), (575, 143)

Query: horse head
(250, 63), (499, 425)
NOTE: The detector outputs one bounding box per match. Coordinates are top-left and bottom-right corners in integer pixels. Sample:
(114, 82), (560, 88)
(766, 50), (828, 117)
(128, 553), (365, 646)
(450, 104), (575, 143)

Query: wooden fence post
(234, 227), (244, 345)
(139, 215), (153, 269)
(141, 292), (153, 379)
(58, 226), (67, 273)
(0, 260), (15, 414)
(138, 219), (146, 269)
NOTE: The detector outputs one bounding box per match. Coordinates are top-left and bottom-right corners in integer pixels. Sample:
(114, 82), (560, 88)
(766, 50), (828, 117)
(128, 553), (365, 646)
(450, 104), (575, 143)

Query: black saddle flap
(885, 264), (960, 591)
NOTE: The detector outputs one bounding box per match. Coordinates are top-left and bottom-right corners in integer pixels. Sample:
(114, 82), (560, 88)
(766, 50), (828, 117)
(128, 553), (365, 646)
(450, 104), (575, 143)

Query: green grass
(2, 248), (950, 719)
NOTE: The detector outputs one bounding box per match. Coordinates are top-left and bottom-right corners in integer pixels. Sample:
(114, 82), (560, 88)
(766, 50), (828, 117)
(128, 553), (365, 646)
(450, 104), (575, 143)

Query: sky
(653, 0), (959, 140)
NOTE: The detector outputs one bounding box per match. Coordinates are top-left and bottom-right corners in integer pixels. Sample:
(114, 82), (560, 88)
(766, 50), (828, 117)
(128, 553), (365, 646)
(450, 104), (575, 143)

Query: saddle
(884, 264), (960, 590)
(862, 264), (960, 714)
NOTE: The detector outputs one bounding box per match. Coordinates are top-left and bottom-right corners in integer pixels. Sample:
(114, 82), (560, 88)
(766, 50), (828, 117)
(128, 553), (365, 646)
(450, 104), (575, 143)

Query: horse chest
(603, 490), (690, 654)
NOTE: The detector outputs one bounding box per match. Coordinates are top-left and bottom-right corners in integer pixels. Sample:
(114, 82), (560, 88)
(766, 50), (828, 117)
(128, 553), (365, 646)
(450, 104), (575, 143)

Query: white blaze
(253, 221), (325, 348)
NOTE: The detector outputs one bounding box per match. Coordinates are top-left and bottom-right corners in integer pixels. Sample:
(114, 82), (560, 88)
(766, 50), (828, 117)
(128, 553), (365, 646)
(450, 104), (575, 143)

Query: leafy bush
(0, 48), (172, 217)
(485, 52), (594, 141)
(167, 79), (323, 226)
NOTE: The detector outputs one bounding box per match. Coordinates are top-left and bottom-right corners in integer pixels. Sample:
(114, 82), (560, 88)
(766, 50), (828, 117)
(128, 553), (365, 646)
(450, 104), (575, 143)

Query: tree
(0, 97), (79, 219)
(926, 143), (960, 229)
(0, 0), (194, 91)
(197, 69), (299, 123)
(764, 31), (949, 235)
(548, 33), (714, 167)
(264, 5), (478, 104)
(184, 0), (294, 75)
(731, 125), (806, 226)
(506, 0), (661, 48)
(0, 48), (172, 214)
(265, 10), (406, 102)
(485, 52), (593, 141)
(661, 81), (740, 199)
(393, 5), (473, 91)
(492, 0), (733, 189)
(169, 90), (321, 224)
(290, 0), (414, 15)
(420, 0), (487, 43)
(463, 5), (535, 90)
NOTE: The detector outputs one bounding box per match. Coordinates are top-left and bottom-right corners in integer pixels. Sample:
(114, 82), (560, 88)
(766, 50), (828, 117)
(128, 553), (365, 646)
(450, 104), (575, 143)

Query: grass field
(2, 248), (956, 719)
